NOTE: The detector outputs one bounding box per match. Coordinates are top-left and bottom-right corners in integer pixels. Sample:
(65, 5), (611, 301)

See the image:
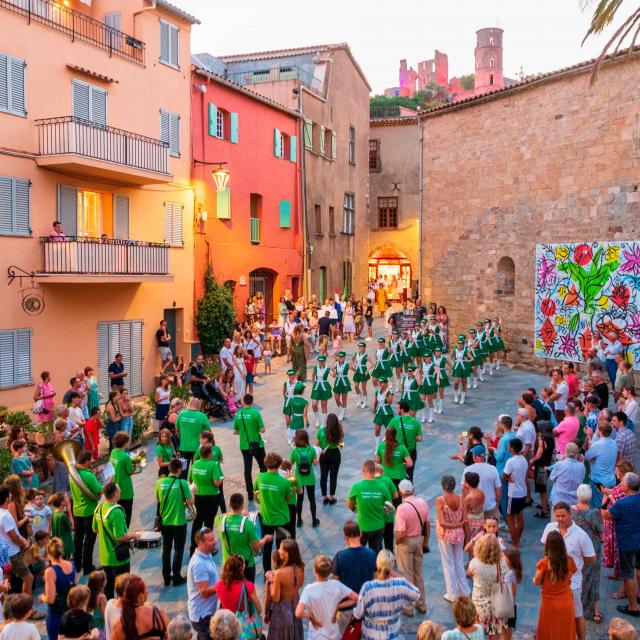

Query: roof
(217, 42), (372, 91)
(420, 46), (640, 118)
(192, 66), (302, 119)
(155, 0), (200, 25)
(370, 116), (419, 127)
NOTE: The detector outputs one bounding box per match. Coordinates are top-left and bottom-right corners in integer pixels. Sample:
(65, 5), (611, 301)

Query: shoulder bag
(236, 580), (265, 640)
(405, 499), (430, 552)
(154, 477), (177, 531)
(180, 479), (196, 522)
(100, 504), (131, 563)
(240, 411), (262, 457)
(490, 558), (515, 619)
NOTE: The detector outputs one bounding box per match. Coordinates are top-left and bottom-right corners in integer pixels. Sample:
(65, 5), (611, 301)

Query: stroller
(200, 380), (234, 421)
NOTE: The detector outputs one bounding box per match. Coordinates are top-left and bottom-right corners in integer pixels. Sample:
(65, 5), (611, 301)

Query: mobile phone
(460, 431), (468, 438)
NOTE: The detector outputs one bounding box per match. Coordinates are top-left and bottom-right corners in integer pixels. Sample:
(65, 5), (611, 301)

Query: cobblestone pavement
(41, 318), (630, 639)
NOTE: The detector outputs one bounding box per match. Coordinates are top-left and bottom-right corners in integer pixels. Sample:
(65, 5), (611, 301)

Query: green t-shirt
(387, 415), (422, 451)
(376, 442), (410, 480)
(288, 396), (309, 430)
(177, 409), (210, 452)
(215, 513), (259, 568)
(377, 475), (397, 524)
(109, 448), (134, 500)
(253, 471), (291, 526)
(194, 444), (223, 463)
(52, 510), (74, 557)
(233, 407), (265, 451)
(348, 478), (392, 533)
(70, 468), (102, 517)
(187, 458), (221, 496)
(155, 474), (192, 526)
(92, 502), (128, 567)
(291, 446), (317, 487)
(155, 443), (174, 463)
(317, 427), (340, 450)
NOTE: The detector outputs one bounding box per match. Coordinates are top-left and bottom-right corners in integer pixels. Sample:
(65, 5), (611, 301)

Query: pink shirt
(554, 416), (580, 454)
(394, 495), (429, 537)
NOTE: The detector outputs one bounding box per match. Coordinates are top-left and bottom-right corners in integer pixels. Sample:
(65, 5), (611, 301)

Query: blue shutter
(216, 188), (231, 220)
(0, 54), (8, 113)
(159, 19), (170, 64)
(208, 103), (217, 137)
(0, 176), (30, 236)
(279, 200), (291, 228)
(73, 81), (90, 121)
(130, 320), (143, 396)
(98, 322), (110, 400)
(274, 128), (282, 158)
(0, 329), (31, 388)
(14, 178), (30, 235)
(0, 331), (15, 388)
(57, 185), (78, 237)
(8, 56), (25, 116)
(289, 135), (297, 162)
(230, 112), (239, 144)
(169, 112), (180, 156)
(0, 177), (11, 234)
(15, 329), (31, 385)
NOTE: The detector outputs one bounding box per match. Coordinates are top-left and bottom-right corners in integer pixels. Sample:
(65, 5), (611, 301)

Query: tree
(583, 0), (640, 83)
(459, 74), (475, 90)
(196, 269), (236, 356)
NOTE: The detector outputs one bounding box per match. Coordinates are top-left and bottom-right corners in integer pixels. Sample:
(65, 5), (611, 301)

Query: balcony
(1, 0), (145, 65)
(39, 237), (172, 283)
(35, 117), (172, 185)
(225, 66), (325, 96)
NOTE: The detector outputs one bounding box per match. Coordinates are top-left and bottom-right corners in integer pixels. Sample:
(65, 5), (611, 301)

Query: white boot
(479, 369), (484, 382)
(496, 358), (501, 370)
(454, 389), (459, 403)
(312, 411), (320, 427)
(488, 361), (493, 376)
(439, 398), (444, 414)
(428, 407), (434, 423)
(460, 392), (466, 405)
(419, 410), (426, 423)
(356, 394), (363, 408)
(473, 376), (478, 389)
(321, 412), (327, 427)
(361, 394), (367, 409)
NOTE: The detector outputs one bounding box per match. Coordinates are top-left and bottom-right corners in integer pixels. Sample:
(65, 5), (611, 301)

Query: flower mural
(535, 242), (640, 369)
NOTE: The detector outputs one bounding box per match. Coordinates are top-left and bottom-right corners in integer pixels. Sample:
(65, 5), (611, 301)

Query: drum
(134, 531), (162, 549)
(247, 512), (262, 556)
(96, 462), (115, 485)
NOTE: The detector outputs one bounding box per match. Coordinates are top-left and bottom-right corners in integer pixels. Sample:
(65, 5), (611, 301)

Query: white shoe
(314, 414), (320, 427)
(460, 392), (466, 405)
(473, 379), (478, 389)
(365, 337), (372, 342)
(453, 392), (459, 403)
(428, 408), (434, 423)
(496, 359), (501, 370)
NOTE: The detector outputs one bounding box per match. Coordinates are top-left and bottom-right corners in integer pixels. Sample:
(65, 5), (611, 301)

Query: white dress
(343, 308), (356, 333)
(233, 356), (246, 399)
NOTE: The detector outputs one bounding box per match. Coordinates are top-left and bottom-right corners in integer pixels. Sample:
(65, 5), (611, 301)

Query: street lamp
(211, 165), (230, 192)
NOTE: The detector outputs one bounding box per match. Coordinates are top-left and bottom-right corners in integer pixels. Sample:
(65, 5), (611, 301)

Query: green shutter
(289, 135), (297, 162)
(319, 125), (325, 156)
(303, 118), (312, 149)
(279, 200), (291, 228)
(274, 128), (282, 157)
(230, 112), (239, 143)
(331, 131), (337, 160)
(216, 188), (231, 219)
(250, 217), (260, 243)
(208, 103), (217, 136)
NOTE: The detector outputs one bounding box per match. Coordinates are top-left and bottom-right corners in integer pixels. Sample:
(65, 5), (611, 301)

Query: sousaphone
(53, 439), (101, 501)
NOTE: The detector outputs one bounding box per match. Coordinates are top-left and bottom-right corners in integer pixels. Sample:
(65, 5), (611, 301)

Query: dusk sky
(181, 0), (615, 94)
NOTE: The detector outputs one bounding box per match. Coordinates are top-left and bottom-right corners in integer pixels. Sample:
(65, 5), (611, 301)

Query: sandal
(611, 591), (627, 600)
(593, 612), (603, 623)
(533, 511), (549, 518)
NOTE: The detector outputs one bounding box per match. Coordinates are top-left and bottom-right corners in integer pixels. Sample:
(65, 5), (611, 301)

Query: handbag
(240, 411), (262, 457)
(406, 499), (430, 552)
(236, 581), (265, 640)
(341, 618), (362, 640)
(100, 505), (130, 563)
(490, 559), (515, 619)
(155, 477), (177, 531)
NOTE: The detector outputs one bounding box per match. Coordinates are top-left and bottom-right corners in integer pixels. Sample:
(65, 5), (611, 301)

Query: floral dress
(603, 484), (626, 574)
(468, 557), (510, 635)
(572, 506), (603, 616)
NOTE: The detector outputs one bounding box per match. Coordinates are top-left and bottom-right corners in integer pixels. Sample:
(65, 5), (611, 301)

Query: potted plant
(5, 410), (34, 440)
(130, 401), (152, 446)
(0, 405), (8, 424)
(34, 421), (54, 446)
(0, 425), (7, 450)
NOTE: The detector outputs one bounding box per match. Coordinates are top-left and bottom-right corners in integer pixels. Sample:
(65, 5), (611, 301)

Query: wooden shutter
(57, 185), (78, 237)
(90, 85), (107, 126)
(159, 19), (170, 63)
(303, 118), (312, 149)
(172, 203), (183, 245)
(8, 55), (25, 116)
(0, 177), (11, 234)
(274, 128), (282, 158)
(15, 329), (31, 385)
(0, 329), (31, 388)
(216, 188), (231, 220)
(163, 202), (173, 243)
(331, 131), (337, 160)
(319, 125), (325, 156)
(207, 103), (217, 136)
(289, 135), (297, 163)
(104, 12), (121, 30)
(73, 80), (90, 120)
(169, 112), (180, 156)
(0, 330), (15, 388)
(230, 112), (239, 144)
(279, 200), (291, 228)
(113, 194), (129, 239)
(0, 54), (8, 113)
(160, 109), (169, 146)
(169, 23), (179, 67)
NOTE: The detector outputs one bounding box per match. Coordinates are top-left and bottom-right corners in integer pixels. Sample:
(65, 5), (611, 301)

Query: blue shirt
(609, 492), (640, 552)
(332, 545), (376, 595)
(585, 437), (618, 487)
(187, 550), (219, 621)
(549, 458), (585, 506)
(495, 432), (518, 475)
(108, 361), (125, 387)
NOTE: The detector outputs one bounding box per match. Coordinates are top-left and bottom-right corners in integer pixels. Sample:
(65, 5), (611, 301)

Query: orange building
(0, 0), (199, 408)
(191, 65), (303, 323)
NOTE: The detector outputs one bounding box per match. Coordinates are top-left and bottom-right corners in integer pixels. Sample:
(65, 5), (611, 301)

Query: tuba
(53, 439), (101, 501)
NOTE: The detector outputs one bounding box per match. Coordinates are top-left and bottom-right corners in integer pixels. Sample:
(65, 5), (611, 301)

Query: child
(24, 489), (52, 537)
(87, 571), (107, 640)
(262, 341), (273, 375)
(332, 334), (342, 356)
(49, 493), (74, 559)
(279, 460), (299, 540)
(29, 530), (50, 585)
(608, 617), (638, 640)
(83, 407), (101, 461)
(503, 547), (522, 640)
(58, 585), (97, 639)
(0, 594), (40, 640)
(244, 349), (256, 395)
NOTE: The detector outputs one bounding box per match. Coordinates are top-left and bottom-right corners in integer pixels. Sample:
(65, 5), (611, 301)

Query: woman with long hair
(215, 554), (262, 616)
(104, 390), (121, 453)
(533, 530), (577, 640)
(111, 576), (169, 640)
(317, 413), (344, 505)
(375, 427), (412, 492)
(232, 346), (247, 401)
(265, 539), (305, 640)
(4, 473), (30, 538)
(291, 430), (319, 528)
(87, 570), (107, 640)
(155, 428), (175, 477)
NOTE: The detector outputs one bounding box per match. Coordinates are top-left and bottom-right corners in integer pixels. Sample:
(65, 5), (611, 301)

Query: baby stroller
(201, 380), (233, 421)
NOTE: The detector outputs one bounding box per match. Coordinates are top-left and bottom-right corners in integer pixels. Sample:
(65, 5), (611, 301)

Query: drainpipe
(417, 119), (424, 299)
(297, 87), (310, 299)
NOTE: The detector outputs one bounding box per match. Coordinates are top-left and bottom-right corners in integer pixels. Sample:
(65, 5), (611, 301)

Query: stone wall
(420, 54), (640, 372)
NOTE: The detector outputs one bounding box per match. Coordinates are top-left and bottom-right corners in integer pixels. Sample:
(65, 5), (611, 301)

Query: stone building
(418, 51), (640, 370)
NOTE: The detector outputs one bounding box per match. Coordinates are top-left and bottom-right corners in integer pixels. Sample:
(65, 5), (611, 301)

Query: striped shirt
(353, 577), (420, 640)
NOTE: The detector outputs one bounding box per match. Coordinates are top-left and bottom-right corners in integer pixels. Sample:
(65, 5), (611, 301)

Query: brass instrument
(53, 439), (101, 501)
(129, 450), (147, 474)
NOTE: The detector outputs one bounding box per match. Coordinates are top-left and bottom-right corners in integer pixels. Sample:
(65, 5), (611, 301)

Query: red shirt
(215, 579), (255, 612)
(83, 417), (100, 460)
(566, 373), (579, 399)
(244, 355), (256, 375)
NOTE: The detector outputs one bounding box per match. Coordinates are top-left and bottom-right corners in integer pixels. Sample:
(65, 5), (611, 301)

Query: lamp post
(193, 160), (230, 192)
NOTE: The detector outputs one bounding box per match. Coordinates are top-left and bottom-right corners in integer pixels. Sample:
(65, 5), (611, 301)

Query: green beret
(378, 377), (388, 383)
(378, 337), (385, 343)
(358, 342), (366, 347)
(407, 364), (417, 371)
(318, 355), (326, 362)
(287, 369), (296, 376)
(337, 351), (346, 358)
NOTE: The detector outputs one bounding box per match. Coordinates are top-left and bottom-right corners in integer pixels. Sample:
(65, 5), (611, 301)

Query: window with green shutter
(279, 200), (291, 228)
(216, 188), (231, 219)
(250, 217), (260, 243)
(332, 131), (337, 161)
(208, 103), (218, 137)
(0, 176), (30, 236)
(274, 128), (283, 158)
(303, 118), (313, 149)
(319, 125), (325, 156)
(230, 112), (239, 143)
(289, 135), (297, 163)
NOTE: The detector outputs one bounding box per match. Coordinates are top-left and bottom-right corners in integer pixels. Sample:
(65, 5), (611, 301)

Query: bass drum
(134, 531), (162, 549)
(247, 511), (262, 556)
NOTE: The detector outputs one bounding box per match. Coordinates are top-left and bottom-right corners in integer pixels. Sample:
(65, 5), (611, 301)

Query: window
(98, 321), (143, 399)
(77, 190), (103, 237)
(369, 139), (380, 171)
(497, 256), (515, 296)
(303, 118), (313, 149)
(216, 110), (224, 139)
(274, 128), (285, 159)
(312, 123), (321, 153)
(378, 196), (398, 229)
(103, 12), (121, 49)
(160, 109), (180, 157)
(319, 125), (325, 156)
(0, 328), (31, 388)
(348, 126), (355, 165)
(208, 104), (238, 143)
(56, 185), (106, 238)
(279, 200), (291, 228)
(489, 59), (495, 67)
(250, 193), (262, 244)
(342, 192), (355, 235)
(113, 194), (129, 240)
(72, 80), (107, 125)
(490, 74), (494, 86)
(163, 201), (183, 246)
(0, 175), (30, 236)
(314, 204), (322, 234)
(159, 19), (179, 68)
(319, 266), (327, 302)
(328, 206), (335, 235)
(0, 52), (26, 117)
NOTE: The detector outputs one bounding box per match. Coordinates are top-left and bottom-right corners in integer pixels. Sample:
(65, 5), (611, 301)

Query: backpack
(297, 450), (311, 476)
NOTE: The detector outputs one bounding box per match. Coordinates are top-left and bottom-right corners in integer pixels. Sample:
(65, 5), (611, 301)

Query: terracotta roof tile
(155, 0), (200, 25)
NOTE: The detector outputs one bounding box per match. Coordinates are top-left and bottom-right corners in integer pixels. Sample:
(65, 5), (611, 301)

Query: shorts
(159, 346), (172, 361)
(572, 588), (583, 618)
(246, 373), (254, 384)
(10, 552), (30, 578)
(506, 496), (526, 515)
(366, 317), (373, 327)
(619, 549), (640, 580)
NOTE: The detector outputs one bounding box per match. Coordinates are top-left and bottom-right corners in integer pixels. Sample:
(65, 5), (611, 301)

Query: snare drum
(247, 512), (262, 555)
(135, 531), (162, 549)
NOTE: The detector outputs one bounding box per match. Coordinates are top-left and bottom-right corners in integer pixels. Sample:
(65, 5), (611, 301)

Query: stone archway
(368, 245), (412, 300)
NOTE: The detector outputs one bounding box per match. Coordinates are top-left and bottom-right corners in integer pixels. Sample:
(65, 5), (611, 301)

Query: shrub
(132, 401), (152, 442)
(0, 449), (12, 484)
(6, 411), (33, 430)
(196, 269), (236, 356)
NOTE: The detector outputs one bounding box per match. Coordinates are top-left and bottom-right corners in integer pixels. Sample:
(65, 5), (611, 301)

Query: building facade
(195, 44), (371, 300)
(191, 67), (303, 323)
(0, 0), (198, 408)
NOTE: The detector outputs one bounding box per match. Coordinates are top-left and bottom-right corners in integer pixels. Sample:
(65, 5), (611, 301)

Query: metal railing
(40, 237), (170, 275)
(225, 66), (325, 95)
(36, 116), (170, 175)
(1, 0), (145, 65)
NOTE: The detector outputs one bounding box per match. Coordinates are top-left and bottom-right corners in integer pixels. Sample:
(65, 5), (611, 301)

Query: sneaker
(312, 519), (320, 528)
(173, 576), (187, 586)
(365, 337), (372, 341)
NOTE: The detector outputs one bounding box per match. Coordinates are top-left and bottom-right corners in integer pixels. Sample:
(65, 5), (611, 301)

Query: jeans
(499, 477), (509, 517)
(119, 498), (133, 528)
(296, 485), (317, 521)
(105, 563), (130, 600)
(241, 447), (266, 500)
(106, 421), (120, 453)
(73, 514), (96, 574)
(191, 615), (213, 640)
(161, 524), (187, 582)
(361, 528), (384, 554)
(190, 494), (220, 553)
(319, 448), (341, 496)
(120, 416), (133, 436)
(407, 448), (417, 483)
(605, 358), (618, 388)
(262, 523), (288, 574)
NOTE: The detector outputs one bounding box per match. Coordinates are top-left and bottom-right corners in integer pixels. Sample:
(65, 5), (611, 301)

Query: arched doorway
(368, 246), (412, 300)
(249, 268), (277, 324)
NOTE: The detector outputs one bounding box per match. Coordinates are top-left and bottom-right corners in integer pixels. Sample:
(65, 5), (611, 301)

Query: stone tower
(474, 27), (503, 91)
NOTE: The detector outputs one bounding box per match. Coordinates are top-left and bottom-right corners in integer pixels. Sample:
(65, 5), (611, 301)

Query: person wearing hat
(388, 401), (423, 481)
(490, 317), (505, 370)
(332, 351), (352, 421)
(466, 328), (482, 388)
(287, 382), (309, 446)
(282, 369), (298, 429)
(351, 342), (371, 409)
(388, 330), (404, 392)
(419, 350), (439, 423)
(426, 316), (444, 353)
(400, 364), (423, 418)
(475, 321), (490, 377)
(483, 318), (497, 375)
(370, 337), (392, 386)
(452, 335), (473, 405)
(398, 328), (413, 372)
(310, 355), (332, 428)
(373, 378), (395, 445)
(433, 346), (450, 414)
(411, 320), (428, 366)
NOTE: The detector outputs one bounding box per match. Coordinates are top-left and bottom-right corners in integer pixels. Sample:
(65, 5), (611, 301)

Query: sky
(181, 0), (616, 94)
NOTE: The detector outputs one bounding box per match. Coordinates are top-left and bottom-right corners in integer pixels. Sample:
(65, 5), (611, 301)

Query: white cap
(398, 479), (413, 494)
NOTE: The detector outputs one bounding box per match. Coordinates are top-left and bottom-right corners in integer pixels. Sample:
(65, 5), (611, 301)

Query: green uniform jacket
(92, 502), (128, 567)
(233, 407), (265, 451)
(70, 468), (102, 517)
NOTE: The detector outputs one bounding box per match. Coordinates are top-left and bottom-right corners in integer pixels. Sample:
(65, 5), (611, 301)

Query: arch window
(496, 256), (515, 296)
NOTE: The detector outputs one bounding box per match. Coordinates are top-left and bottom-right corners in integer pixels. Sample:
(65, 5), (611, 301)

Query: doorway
(163, 309), (177, 358)
(249, 268), (276, 324)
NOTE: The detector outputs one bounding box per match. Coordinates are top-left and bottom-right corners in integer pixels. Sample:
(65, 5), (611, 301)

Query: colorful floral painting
(535, 242), (640, 368)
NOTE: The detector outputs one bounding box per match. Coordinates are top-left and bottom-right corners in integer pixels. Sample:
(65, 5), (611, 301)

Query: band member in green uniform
(452, 334), (473, 405)
(400, 364), (423, 417)
(399, 328), (413, 372)
(282, 369), (298, 428)
(466, 328), (481, 388)
(370, 337), (392, 388)
(419, 350), (440, 423)
(287, 382), (309, 445)
(332, 352), (352, 421)
(387, 402), (422, 483)
(491, 317), (505, 370)
(109, 431), (134, 527)
(433, 346), (450, 414)
(233, 394), (266, 502)
(373, 377), (395, 444)
(310, 355), (332, 427)
(389, 330), (403, 392)
(291, 430), (319, 528)
(351, 342), (371, 409)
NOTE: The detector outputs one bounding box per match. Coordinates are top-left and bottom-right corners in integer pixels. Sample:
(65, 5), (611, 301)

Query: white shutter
(130, 320), (143, 396)
(163, 202), (182, 246)
(15, 329), (31, 385)
(8, 56), (25, 116)
(113, 194), (129, 239)
(103, 11), (121, 30)
(14, 178), (30, 235)
(57, 185), (78, 237)
(160, 109), (169, 146)
(163, 201), (173, 243)
(119, 322), (131, 392)
(169, 112), (180, 157)
(169, 24), (179, 67)
(0, 54), (8, 112)
(90, 86), (107, 126)
(172, 203), (183, 245)
(98, 322), (110, 400)
(159, 19), (170, 64)
(73, 80), (90, 121)
(0, 331), (15, 388)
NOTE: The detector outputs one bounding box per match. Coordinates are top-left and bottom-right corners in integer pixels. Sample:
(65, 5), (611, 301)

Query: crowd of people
(0, 290), (638, 640)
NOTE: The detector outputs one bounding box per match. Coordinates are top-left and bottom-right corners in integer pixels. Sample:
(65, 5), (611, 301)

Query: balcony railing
(40, 237), (170, 276)
(1, 0), (145, 65)
(225, 66), (325, 96)
(36, 116), (170, 175)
